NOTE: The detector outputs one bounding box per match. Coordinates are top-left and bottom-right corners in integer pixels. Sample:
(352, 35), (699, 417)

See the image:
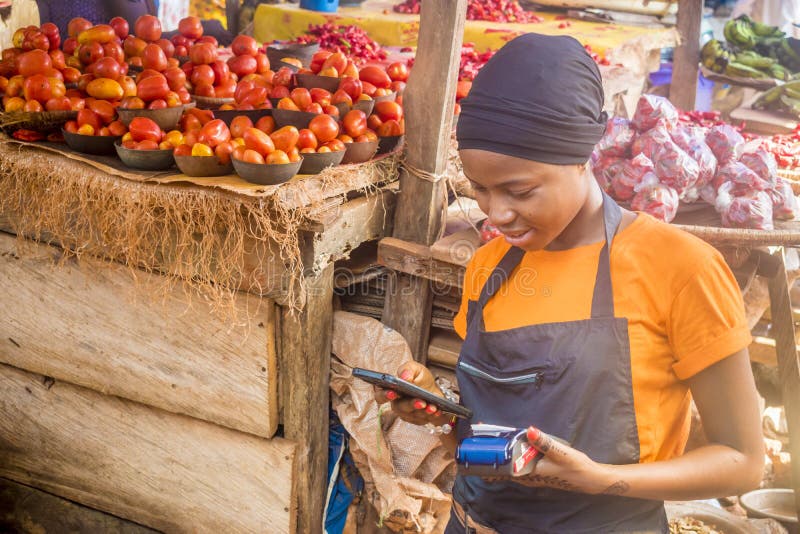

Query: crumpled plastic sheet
(631, 94), (679, 132)
(715, 181), (774, 230)
(330, 311), (455, 534)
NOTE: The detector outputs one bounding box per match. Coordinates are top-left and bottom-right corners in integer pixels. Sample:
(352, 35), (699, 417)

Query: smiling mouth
(502, 230), (530, 238)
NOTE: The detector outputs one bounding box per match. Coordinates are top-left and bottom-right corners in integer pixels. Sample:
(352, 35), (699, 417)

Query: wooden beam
(378, 237), (465, 289)
(279, 263), (334, 534)
(0, 232), (278, 439)
(382, 0), (467, 361)
(767, 248), (800, 517)
(0, 363), (297, 534)
(669, 0), (702, 111)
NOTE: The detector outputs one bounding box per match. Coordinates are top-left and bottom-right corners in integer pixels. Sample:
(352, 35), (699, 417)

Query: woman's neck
(545, 183), (606, 251)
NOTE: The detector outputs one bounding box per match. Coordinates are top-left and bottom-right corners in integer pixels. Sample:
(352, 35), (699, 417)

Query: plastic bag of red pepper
(591, 94), (798, 229)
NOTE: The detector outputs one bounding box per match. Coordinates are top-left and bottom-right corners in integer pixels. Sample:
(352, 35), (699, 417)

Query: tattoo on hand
(521, 474), (577, 491)
(601, 480), (630, 496)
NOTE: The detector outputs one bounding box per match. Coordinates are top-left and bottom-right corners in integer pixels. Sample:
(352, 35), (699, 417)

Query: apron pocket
(458, 359), (571, 388)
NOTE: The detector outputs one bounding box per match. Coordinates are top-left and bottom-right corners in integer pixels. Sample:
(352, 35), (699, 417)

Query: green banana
(725, 61), (769, 78)
(731, 18), (758, 48)
(784, 87), (800, 100)
(769, 63), (789, 80)
(752, 20), (784, 38)
(735, 50), (775, 68)
(779, 94), (800, 118)
(724, 20), (737, 44)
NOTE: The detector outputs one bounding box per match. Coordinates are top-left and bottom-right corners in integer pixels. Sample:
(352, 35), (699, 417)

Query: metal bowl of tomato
(299, 149), (345, 175)
(175, 154), (234, 177)
(212, 108), (272, 127)
(117, 105), (183, 132)
(272, 108), (318, 130)
(377, 134), (404, 155)
(62, 129), (121, 156)
(115, 141), (175, 171)
(295, 73), (340, 94)
(342, 140), (379, 164)
(232, 156), (303, 186)
(266, 42), (319, 69)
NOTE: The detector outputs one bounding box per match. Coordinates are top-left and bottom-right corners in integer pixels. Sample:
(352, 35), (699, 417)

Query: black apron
(447, 194), (668, 533)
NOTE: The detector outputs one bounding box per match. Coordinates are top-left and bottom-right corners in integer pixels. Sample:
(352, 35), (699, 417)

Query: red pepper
(12, 129), (45, 142)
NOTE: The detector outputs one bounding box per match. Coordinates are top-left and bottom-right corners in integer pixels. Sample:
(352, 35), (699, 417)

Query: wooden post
(226, 0), (240, 35)
(280, 264), (335, 534)
(382, 0), (467, 361)
(767, 248), (800, 516)
(669, 0), (702, 111)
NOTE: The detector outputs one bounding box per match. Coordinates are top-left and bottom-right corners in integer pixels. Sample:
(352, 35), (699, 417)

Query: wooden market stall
(0, 137), (399, 533)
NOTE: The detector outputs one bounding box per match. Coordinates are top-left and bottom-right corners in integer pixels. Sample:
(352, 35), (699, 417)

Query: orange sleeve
(668, 250), (752, 380)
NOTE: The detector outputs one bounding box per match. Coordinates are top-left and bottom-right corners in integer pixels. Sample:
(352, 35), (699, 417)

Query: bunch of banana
(724, 17), (758, 49)
(753, 80), (800, 119)
(701, 39), (732, 74)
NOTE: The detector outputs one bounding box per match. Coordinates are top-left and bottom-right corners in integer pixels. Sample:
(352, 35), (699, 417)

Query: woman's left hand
(485, 427), (614, 495)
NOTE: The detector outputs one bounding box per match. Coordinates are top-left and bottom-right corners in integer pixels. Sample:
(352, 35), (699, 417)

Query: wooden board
(730, 104), (798, 136)
(0, 363), (297, 534)
(0, 232), (278, 438)
(379, 237), (465, 289)
(428, 329), (463, 369)
(429, 227), (481, 268)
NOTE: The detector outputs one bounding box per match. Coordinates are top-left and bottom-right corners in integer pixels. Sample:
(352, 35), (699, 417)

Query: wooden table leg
(280, 263), (334, 534)
(766, 248), (800, 515)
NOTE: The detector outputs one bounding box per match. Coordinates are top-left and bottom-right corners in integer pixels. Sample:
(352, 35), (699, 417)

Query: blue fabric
(325, 410), (363, 534)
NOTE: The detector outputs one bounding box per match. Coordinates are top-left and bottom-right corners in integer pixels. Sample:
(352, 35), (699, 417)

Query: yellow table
(253, 0), (677, 58)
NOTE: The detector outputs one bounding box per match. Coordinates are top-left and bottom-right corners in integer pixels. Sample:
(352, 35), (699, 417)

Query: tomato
(148, 99), (167, 109)
(215, 140), (235, 164)
(375, 101), (403, 122)
(359, 66), (392, 89)
(175, 144), (192, 156)
(172, 34), (191, 49)
(266, 150), (290, 165)
(310, 50), (332, 74)
(68, 17), (92, 39)
(17, 49), (51, 77)
(215, 78), (237, 99)
(174, 45), (188, 58)
(324, 105), (340, 117)
(191, 143), (214, 156)
(231, 144), (246, 160)
(297, 128), (318, 150)
(177, 88), (192, 103)
(238, 87), (267, 108)
(377, 119), (402, 137)
(123, 36), (148, 58)
(331, 89), (352, 107)
(342, 109), (367, 138)
(163, 67), (186, 92)
(129, 116), (162, 143)
(308, 115), (338, 144)
(273, 67), (293, 87)
(362, 130), (378, 142)
(156, 38), (175, 58)
(69, 97), (86, 110)
(134, 15), (162, 42)
(48, 77), (66, 98)
(108, 120), (127, 136)
(178, 16), (203, 40)
(189, 42), (217, 65)
(137, 73), (169, 101)
(277, 97), (299, 111)
(64, 120), (79, 133)
(338, 77), (362, 101)
(185, 107), (213, 125)
(386, 62), (409, 82)
(77, 108), (102, 131)
(109, 17), (129, 40)
(40, 23), (60, 50)
(45, 96), (71, 111)
(243, 126), (276, 156)
(230, 115), (253, 138)
(93, 57), (121, 79)
(4, 96), (24, 112)
(189, 64), (213, 87)
(75, 122), (95, 135)
(119, 76), (137, 97)
(231, 35), (258, 57)
(321, 52), (347, 75)
(305, 103), (323, 114)
(309, 88), (332, 107)
(341, 61), (359, 79)
(338, 134), (354, 144)
(47, 50), (65, 71)
(78, 42), (104, 66)
(180, 114), (202, 133)
(255, 53), (270, 74)
(198, 119), (230, 148)
(210, 60), (230, 85)
(269, 85), (290, 100)
(289, 87), (311, 110)
(318, 66), (338, 78)
(367, 114), (382, 131)
(142, 44), (167, 72)
(120, 96), (145, 109)
(255, 116), (275, 135)
(193, 83), (215, 97)
(228, 55), (257, 78)
(59, 38), (77, 58)
(77, 25), (116, 45)
(23, 74), (51, 103)
(197, 36), (218, 47)
(324, 139), (346, 152)
(136, 139), (160, 150)
(240, 149), (265, 164)
(164, 91), (180, 107)
(89, 99), (116, 124)
(5, 75), (23, 97)
(85, 78), (123, 100)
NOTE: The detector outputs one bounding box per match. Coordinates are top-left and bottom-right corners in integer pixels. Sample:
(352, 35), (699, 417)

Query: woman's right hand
(373, 361), (450, 427)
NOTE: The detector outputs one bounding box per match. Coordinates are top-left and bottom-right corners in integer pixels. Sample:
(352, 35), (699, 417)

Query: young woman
(377, 33), (764, 533)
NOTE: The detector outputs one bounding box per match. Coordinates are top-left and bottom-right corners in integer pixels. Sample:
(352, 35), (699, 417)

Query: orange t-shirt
(453, 213), (752, 462)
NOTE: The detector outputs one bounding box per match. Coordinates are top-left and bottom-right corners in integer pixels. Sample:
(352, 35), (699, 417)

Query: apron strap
(590, 192), (622, 319)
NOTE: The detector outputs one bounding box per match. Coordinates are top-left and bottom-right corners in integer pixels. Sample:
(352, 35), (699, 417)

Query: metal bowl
(299, 150), (345, 175)
(374, 91), (397, 103)
(232, 157), (303, 185)
(62, 129), (121, 155)
(272, 108), (318, 129)
(266, 42), (319, 68)
(740, 489), (798, 524)
(212, 108), (272, 127)
(296, 73), (340, 93)
(117, 106), (183, 131)
(175, 154), (234, 177)
(378, 134), (404, 155)
(353, 99), (375, 116)
(115, 142), (175, 171)
(191, 95), (235, 110)
(342, 140), (378, 164)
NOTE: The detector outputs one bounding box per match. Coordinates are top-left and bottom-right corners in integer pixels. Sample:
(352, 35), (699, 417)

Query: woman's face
(460, 149), (590, 251)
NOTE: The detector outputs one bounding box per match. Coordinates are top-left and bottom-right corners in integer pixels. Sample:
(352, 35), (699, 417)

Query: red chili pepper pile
(757, 126), (800, 170)
(290, 23), (387, 64)
(583, 44), (611, 66)
(678, 110), (733, 129)
(394, 0), (543, 23)
(458, 43), (495, 81)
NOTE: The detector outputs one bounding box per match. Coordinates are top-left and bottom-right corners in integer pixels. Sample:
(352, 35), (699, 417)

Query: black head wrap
(457, 33), (608, 165)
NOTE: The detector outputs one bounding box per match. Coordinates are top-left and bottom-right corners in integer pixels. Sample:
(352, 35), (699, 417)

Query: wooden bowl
(232, 157), (303, 185)
(342, 140), (378, 164)
(212, 108), (272, 127)
(296, 73), (340, 93)
(62, 129), (121, 155)
(266, 42), (319, 68)
(191, 95), (235, 110)
(299, 150), (345, 175)
(115, 142), (175, 171)
(175, 154), (234, 177)
(117, 106), (183, 131)
(377, 135), (404, 155)
(272, 108), (318, 129)
(740, 489), (798, 524)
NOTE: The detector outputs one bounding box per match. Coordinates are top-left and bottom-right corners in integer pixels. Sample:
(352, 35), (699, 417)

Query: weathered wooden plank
(0, 363), (297, 534)
(668, 0), (702, 111)
(378, 237), (465, 289)
(0, 232), (277, 438)
(428, 330), (463, 369)
(767, 248), (800, 516)
(430, 227), (481, 268)
(280, 263), (334, 534)
(382, 0), (467, 361)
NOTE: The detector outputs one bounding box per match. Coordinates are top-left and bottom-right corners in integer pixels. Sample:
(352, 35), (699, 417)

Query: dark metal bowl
(374, 91), (397, 103)
(353, 99), (375, 115)
(191, 95), (235, 110)
(212, 108), (272, 126)
(174, 154), (234, 177)
(115, 142), (175, 171)
(266, 42), (320, 68)
(342, 140), (378, 164)
(117, 106), (183, 131)
(232, 157), (303, 185)
(296, 73), (340, 93)
(298, 149), (345, 174)
(272, 108), (318, 129)
(62, 129), (121, 155)
(378, 135), (404, 155)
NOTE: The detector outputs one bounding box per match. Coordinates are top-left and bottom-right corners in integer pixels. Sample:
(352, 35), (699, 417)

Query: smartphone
(352, 367), (473, 419)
